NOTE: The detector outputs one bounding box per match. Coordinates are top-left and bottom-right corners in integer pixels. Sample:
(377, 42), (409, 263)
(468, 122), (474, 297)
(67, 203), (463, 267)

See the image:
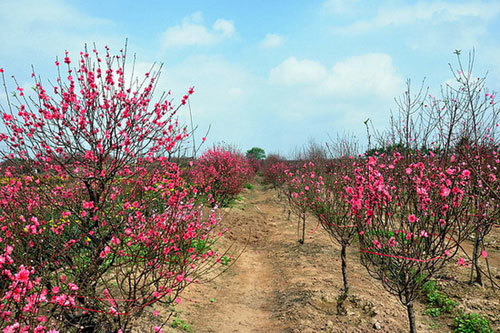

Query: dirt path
(159, 179), (500, 333)
(171, 183), (288, 332)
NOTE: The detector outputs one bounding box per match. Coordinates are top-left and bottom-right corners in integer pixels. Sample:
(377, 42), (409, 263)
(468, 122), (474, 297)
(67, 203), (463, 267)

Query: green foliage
(421, 280), (457, 317)
(220, 255), (231, 266)
(246, 147), (266, 160)
(245, 183), (254, 190)
(424, 307), (442, 317)
(365, 229), (396, 238)
(421, 280), (438, 294)
(453, 313), (493, 333)
(227, 195), (244, 208)
(171, 315), (193, 332)
(427, 291), (457, 313)
(190, 238), (214, 254)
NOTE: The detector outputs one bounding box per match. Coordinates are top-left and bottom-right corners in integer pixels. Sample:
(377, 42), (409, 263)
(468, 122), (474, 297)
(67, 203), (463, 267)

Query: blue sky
(1, 0), (499, 156)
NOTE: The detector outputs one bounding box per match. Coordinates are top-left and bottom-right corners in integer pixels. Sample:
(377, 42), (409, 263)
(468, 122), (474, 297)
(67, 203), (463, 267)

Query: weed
(220, 255), (231, 265)
(424, 307), (442, 317)
(171, 315), (193, 332)
(420, 280), (457, 317)
(453, 313), (493, 333)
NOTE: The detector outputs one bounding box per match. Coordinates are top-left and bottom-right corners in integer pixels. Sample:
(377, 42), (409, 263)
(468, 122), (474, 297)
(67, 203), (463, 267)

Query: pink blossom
(15, 266), (30, 283)
(68, 283), (79, 291)
(99, 246), (111, 258)
(408, 214), (417, 223)
(439, 186), (451, 197)
(82, 201), (94, 209)
(109, 306), (118, 316)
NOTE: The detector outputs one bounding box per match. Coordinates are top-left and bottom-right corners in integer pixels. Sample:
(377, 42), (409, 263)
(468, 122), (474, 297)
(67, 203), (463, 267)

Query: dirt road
(149, 179), (499, 333)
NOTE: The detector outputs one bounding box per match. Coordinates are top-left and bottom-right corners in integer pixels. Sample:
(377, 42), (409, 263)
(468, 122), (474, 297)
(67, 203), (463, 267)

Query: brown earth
(140, 178), (500, 333)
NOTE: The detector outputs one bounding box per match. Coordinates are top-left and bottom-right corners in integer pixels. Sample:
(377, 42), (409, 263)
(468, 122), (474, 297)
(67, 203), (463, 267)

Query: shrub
(421, 281), (457, 317)
(188, 148), (254, 207)
(262, 159), (288, 189)
(454, 313), (493, 333)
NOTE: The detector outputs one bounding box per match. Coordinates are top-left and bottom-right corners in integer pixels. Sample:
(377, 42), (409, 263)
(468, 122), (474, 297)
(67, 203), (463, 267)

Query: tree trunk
(297, 215), (303, 244)
(341, 243), (349, 294)
(406, 301), (417, 333)
(470, 231), (483, 286)
(301, 212), (306, 244)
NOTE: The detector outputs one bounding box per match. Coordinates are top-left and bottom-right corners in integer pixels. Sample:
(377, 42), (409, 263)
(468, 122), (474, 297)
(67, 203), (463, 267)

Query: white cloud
(324, 53), (404, 98)
(213, 19), (235, 37)
(335, 1), (500, 34)
(162, 23), (217, 48)
(483, 46), (500, 84)
(162, 13), (235, 49)
(322, 0), (360, 15)
(330, 1), (500, 55)
(270, 53), (404, 99)
(186, 11), (204, 24)
(259, 33), (284, 48)
(156, 55), (261, 148)
(0, 0), (118, 59)
(270, 57), (328, 85)
(0, 0), (109, 29)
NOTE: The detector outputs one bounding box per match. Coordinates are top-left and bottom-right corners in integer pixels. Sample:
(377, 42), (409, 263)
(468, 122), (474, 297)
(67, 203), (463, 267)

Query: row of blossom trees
(263, 52), (498, 333)
(266, 145), (497, 333)
(0, 46), (253, 332)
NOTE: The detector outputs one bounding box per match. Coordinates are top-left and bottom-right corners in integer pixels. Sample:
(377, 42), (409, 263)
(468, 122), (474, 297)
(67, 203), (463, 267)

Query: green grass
(171, 315), (193, 332)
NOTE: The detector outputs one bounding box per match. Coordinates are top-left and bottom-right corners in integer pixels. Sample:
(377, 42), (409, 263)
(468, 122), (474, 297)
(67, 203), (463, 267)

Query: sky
(0, 0), (499, 157)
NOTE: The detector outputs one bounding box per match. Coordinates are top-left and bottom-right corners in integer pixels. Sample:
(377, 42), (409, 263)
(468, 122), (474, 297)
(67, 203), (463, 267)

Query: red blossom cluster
(187, 147), (254, 207)
(262, 158), (287, 190)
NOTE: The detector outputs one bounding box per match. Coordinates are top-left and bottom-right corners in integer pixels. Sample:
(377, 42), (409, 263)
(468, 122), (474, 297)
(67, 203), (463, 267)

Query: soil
(139, 178), (500, 333)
